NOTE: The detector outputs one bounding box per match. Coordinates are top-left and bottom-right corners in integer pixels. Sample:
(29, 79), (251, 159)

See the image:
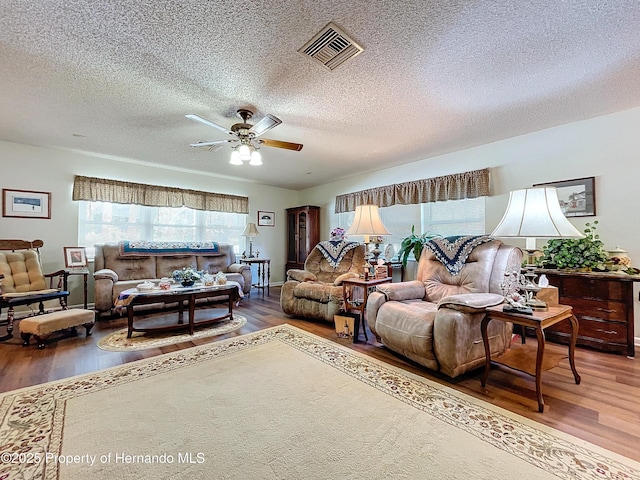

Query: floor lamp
(346, 204), (391, 279)
(491, 186), (583, 310)
(241, 222), (260, 258)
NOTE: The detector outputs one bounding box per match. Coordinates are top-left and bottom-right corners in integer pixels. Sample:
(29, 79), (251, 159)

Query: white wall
(0, 141), (300, 306)
(298, 106), (640, 346)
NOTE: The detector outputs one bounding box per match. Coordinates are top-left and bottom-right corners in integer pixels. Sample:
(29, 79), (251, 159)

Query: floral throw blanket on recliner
(422, 235), (494, 275)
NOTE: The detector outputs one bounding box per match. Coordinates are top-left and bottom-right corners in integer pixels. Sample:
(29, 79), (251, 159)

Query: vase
(181, 280), (195, 287)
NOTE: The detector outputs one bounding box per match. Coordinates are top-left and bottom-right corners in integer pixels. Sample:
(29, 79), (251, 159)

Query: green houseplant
(538, 221), (607, 270)
(398, 225), (441, 268)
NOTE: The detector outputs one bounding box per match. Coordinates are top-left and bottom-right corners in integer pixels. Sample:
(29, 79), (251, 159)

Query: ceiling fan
(186, 109), (303, 165)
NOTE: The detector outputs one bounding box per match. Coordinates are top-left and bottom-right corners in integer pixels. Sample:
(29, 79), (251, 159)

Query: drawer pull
(597, 329), (618, 335)
(596, 308), (617, 314)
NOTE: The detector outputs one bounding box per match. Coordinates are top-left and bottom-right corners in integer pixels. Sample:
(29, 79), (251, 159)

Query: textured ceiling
(1, 0), (639, 190)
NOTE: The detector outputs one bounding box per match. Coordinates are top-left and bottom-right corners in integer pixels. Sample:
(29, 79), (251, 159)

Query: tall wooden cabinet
(537, 269), (639, 357)
(286, 206), (320, 273)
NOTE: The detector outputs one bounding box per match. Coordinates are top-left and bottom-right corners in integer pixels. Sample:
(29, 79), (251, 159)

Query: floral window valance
(72, 175), (249, 214)
(334, 168), (490, 213)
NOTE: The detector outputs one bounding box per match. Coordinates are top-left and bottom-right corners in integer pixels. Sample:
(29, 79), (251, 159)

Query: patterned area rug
(1, 325), (638, 479)
(97, 315), (247, 351)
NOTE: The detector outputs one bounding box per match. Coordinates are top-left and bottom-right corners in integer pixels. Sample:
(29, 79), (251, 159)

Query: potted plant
(398, 225), (441, 267)
(172, 266), (202, 287)
(537, 221), (608, 271)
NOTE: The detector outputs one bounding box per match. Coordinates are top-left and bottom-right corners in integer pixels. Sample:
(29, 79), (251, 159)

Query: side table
(481, 304), (581, 412)
(341, 277), (391, 343)
(240, 258), (271, 297)
(65, 267), (90, 309)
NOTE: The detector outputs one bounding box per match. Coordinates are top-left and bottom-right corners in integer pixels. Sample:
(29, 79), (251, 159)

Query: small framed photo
(258, 211), (275, 227)
(64, 247), (88, 268)
(2, 189), (51, 219)
(533, 177), (596, 217)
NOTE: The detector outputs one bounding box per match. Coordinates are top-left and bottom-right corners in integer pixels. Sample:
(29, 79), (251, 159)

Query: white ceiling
(1, 1), (639, 190)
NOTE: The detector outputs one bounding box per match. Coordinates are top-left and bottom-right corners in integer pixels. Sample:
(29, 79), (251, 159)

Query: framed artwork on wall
(2, 188), (51, 219)
(258, 211), (275, 227)
(533, 177), (596, 217)
(64, 247), (88, 268)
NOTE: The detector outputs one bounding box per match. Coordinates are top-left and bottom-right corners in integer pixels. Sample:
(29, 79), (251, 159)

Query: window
(78, 201), (247, 259)
(338, 197), (486, 260)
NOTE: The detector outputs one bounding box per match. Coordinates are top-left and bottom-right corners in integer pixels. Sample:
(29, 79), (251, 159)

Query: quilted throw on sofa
(423, 235), (493, 275)
(119, 241), (220, 256)
(315, 240), (360, 269)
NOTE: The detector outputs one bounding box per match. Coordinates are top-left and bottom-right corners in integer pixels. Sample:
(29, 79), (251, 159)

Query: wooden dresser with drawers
(536, 269), (639, 357)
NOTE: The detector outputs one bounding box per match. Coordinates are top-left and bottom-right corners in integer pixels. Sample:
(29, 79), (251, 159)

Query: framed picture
(258, 211), (275, 227)
(64, 247), (88, 268)
(533, 177), (596, 217)
(2, 189), (51, 219)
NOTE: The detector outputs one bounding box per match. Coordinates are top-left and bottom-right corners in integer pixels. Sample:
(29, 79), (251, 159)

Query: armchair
(366, 238), (522, 378)
(0, 239), (70, 341)
(281, 242), (366, 322)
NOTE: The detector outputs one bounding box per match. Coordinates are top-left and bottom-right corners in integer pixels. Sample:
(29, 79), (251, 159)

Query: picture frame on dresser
(533, 177), (595, 217)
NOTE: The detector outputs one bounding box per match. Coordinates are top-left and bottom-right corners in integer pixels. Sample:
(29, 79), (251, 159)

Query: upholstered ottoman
(19, 309), (95, 348)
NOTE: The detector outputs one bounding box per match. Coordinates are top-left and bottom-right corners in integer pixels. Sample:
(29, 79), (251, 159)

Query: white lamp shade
(241, 222), (260, 237)
(346, 204), (391, 238)
(249, 150), (262, 165)
(238, 144), (251, 160)
(491, 187), (583, 238)
(230, 149), (242, 165)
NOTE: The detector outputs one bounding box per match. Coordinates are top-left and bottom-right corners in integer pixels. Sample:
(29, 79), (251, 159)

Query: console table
(536, 269), (640, 357)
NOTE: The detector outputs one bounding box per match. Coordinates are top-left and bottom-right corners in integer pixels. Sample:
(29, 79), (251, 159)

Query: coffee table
(117, 284), (239, 338)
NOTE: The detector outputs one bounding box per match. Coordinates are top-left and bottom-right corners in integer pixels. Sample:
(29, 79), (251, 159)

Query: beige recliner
(281, 242), (366, 322)
(366, 238), (522, 378)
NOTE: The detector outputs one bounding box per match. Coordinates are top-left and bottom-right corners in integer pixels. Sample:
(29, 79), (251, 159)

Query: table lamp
(241, 222), (260, 258)
(491, 186), (583, 309)
(346, 204), (391, 278)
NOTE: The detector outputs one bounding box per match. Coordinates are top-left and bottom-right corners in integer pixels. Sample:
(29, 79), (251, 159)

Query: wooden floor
(2, 287), (639, 463)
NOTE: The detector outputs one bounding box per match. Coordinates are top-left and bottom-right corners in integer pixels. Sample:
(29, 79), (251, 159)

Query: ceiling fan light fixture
(249, 149), (262, 166)
(238, 144), (251, 161)
(229, 149), (242, 165)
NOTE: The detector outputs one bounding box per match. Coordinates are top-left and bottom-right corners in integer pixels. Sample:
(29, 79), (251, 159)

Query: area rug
(96, 315), (247, 351)
(1, 325), (638, 480)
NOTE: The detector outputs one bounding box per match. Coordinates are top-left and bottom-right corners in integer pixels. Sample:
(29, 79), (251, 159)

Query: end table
(341, 276), (391, 343)
(481, 304), (581, 412)
(240, 258), (271, 297)
(65, 267), (90, 309)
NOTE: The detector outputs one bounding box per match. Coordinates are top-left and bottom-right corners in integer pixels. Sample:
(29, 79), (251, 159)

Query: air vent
(299, 22), (364, 71)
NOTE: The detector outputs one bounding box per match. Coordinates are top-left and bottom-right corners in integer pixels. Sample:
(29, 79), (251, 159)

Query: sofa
(93, 242), (252, 316)
(366, 238), (522, 378)
(281, 241), (366, 322)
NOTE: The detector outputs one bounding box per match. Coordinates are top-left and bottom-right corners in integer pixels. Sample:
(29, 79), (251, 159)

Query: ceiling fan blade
(250, 114), (282, 137)
(189, 139), (233, 147)
(185, 114), (234, 136)
(259, 138), (303, 151)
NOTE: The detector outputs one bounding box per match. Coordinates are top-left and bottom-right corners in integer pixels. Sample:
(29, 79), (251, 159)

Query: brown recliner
(281, 243), (366, 322)
(366, 239), (522, 378)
